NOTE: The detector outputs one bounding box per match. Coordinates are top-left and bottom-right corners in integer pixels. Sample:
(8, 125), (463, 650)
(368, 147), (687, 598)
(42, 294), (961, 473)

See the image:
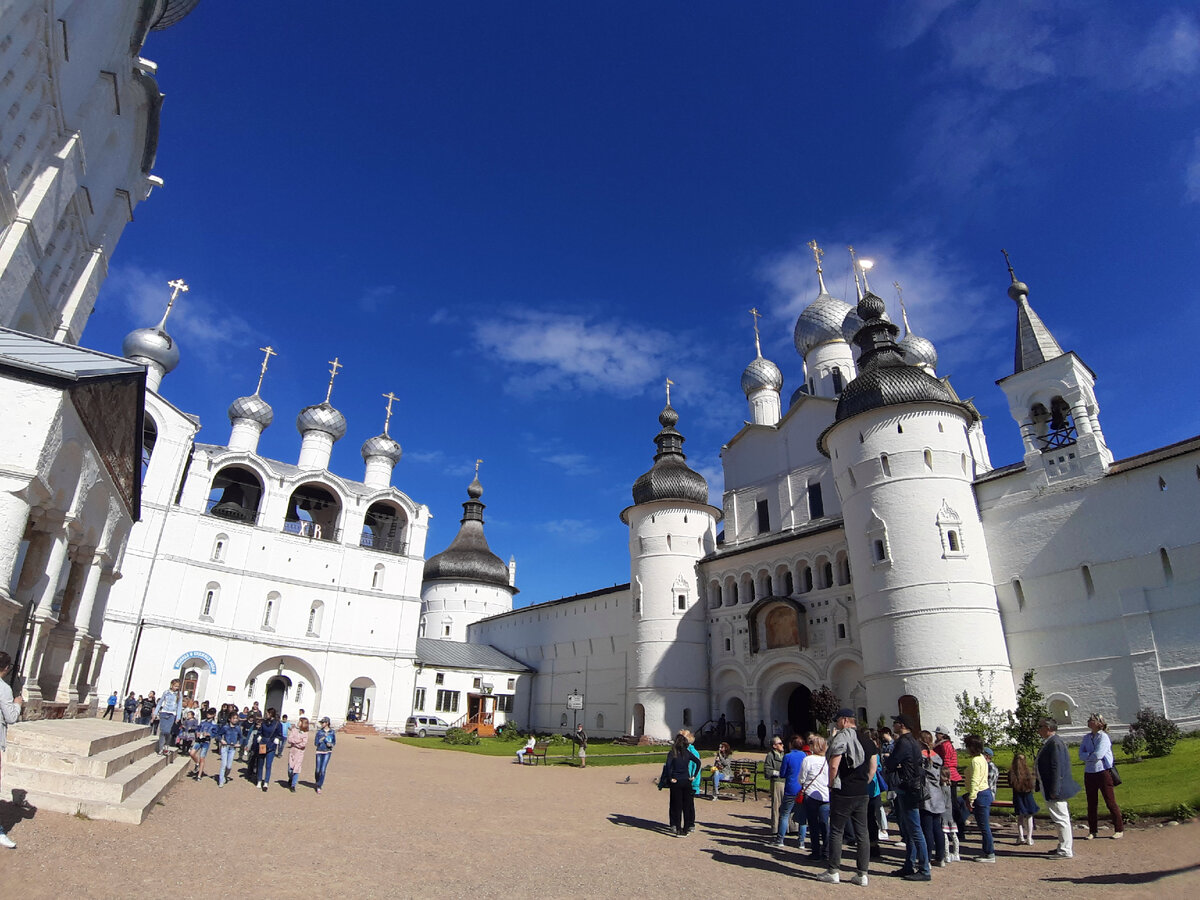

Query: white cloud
(106, 264), (261, 361)
(1186, 135), (1200, 203)
(544, 453), (596, 476)
(1131, 10), (1200, 91)
(543, 518), (601, 544)
(357, 284), (397, 312)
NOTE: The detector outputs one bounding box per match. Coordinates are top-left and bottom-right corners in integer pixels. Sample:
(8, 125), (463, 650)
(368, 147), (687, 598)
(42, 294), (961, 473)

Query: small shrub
(954, 671), (1010, 749)
(548, 733), (569, 746)
(1130, 708), (1180, 758)
(1006, 670), (1049, 760)
(811, 685), (841, 729)
(495, 721), (524, 742)
(443, 727), (480, 746)
(1120, 729), (1147, 761)
(1175, 802), (1197, 821)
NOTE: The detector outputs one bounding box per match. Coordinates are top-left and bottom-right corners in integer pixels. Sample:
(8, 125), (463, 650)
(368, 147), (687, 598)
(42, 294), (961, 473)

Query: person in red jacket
(933, 726), (964, 840)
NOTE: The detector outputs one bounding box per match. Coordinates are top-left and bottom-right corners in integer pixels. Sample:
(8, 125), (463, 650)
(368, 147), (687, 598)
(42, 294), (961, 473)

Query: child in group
(941, 765), (960, 862)
(1010, 751), (1040, 845)
(217, 714), (241, 787)
(313, 716), (336, 794)
(190, 709), (216, 780)
(176, 710), (198, 761)
(287, 716), (310, 792)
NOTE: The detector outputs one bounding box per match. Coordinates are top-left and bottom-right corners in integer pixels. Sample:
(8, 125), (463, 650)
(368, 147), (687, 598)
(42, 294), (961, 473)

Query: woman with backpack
(919, 731), (948, 867)
(661, 732), (699, 836)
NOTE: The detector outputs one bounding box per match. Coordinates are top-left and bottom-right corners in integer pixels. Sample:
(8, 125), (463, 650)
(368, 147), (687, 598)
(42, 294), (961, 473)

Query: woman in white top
(0, 651), (26, 849)
(516, 735), (537, 764)
(800, 734), (831, 860)
(1078, 713), (1124, 839)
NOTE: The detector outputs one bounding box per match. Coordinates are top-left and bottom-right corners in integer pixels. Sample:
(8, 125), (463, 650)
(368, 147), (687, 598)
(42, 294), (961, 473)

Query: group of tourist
(664, 707), (1127, 886)
(113, 681), (338, 794)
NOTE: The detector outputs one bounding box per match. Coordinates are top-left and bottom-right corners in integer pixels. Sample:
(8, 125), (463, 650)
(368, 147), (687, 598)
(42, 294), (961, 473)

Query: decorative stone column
(87, 642), (109, 701)
(0, 489), (32, 605)
(57, 551), (105, 704)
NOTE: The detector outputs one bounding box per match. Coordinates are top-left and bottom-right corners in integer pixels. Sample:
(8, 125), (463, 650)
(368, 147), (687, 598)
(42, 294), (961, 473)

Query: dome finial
(665, 377), (673, 407)
(1002, 247), (1030, 302)
(381, 390), (399, 437)
(894, 282), (910, 337)
(467, 459), (484, 499)
(254, 345), (277, 396)
(807, 239), (829, 295)
(749, 307), (763, 357)
(324, 356), (342, 403)
(159, 278), (188, 329)
(847, 246), (864, 301)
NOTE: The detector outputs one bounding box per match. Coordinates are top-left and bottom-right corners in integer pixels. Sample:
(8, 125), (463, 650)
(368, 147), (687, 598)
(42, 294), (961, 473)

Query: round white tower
(420, 472), (516, 642)
(620, 396), (719, 740)
(819, 290), (1015, 731)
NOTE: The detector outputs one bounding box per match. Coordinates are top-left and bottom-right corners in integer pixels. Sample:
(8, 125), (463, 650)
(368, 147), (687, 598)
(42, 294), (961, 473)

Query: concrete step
(6, 745), (171, 803)
(7, 719), (151, 756)
(15, 754), (189, 825)
(6, 733), (159, 778)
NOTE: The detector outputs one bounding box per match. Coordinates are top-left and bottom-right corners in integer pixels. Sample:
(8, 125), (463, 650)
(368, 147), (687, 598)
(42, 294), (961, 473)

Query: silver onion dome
(296, 402), (347, 441)
(840, 307), (866, 345)
(795, 292), (856, 357)
(741, 355), (783, 396)
(899, 333), (939, 371)
(228, 394), (274, 427)
(123, 326), (180, 374)
(361, 433), (402, 463)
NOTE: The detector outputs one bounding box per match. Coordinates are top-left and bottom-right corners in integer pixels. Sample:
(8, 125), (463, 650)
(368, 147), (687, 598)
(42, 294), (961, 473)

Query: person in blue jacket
(217, 716), (242, 787)
(313, 717), (337, 794)
(772, 736), (808, 847)
(255, 708), (283, 791)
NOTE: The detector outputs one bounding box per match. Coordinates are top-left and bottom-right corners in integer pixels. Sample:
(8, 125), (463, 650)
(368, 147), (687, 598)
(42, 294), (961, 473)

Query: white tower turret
(742, 307), (783, 426)
(996, 252), (1112, 484)
(819, 287), (1015, 731)
(296, 357), (346, 471)
(227, 345), (276, 453)
(361, 391), (403, 488)
(794, 241), (858, 400)
(620, 383), (720, 740)
(122, 277), (187, 393)
(420, 463), (516, 642)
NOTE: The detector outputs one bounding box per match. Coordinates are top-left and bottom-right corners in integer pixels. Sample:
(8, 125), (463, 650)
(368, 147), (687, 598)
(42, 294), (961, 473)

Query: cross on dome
(807, 239), (829, 294)
(665, 377), (674, 406)
(382, 391), (399, 436)
(749, 307), (763, 357)
(158, 277), (188, 328)
(254, 345), (276, 395)
(325, 356), (342, 403)
(847, 246), (864, 301)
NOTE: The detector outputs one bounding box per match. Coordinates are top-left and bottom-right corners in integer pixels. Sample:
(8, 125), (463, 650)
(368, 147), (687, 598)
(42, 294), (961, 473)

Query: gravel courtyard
(2, 734), (1197, 899)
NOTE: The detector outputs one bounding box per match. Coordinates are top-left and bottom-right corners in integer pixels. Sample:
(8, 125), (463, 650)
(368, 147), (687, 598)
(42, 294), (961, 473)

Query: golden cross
(382, 391), (399, 436)
(749, 307), (763, 356)
(158, 278), (189, 328)
(325, 357), (342, 403)
(475, 458), (482, 475)
(254, 345), (277, 395)
(665, 377), (674, 406)
(807, 239), (824, 271)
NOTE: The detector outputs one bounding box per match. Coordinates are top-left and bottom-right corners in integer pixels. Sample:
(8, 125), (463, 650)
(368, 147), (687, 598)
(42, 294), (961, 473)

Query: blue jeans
(895, 791), (930, 874)
(256, 749), (276, 784)
(289, 766), (301, 789)
(804, 795), (830, 857)
(921, 810), (946, 864)
(219, 744), (236, 785)
(777, 795), (808, 846)
(155, 714), (175, 753)
(973, 790), (995, 856)
(315, 752), (331, 789)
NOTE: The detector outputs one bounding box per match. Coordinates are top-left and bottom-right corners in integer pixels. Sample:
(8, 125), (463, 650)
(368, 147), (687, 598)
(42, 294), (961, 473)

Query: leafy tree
(953, 670), (1010, 748)
(443, 727), (480, 745)
(1128, 708), (1180, 758)
(1120, 729), (1146, 762)
(811, 685), (841, 728)
(1006, 670), (1049, 759)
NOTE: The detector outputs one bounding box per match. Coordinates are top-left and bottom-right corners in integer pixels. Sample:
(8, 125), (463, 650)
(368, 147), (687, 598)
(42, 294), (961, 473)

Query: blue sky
(85, 2), (1200, 607)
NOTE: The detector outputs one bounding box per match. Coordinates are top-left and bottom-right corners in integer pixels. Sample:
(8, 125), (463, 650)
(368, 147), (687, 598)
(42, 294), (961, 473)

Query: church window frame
(867, 511), (891, 567)
(435, 690), (460, 713)
(211, 533), (228, 563)
(414, 687), (426, 711)
(756, 498), (770, 534)
(880, 454), (892, 477)
(831, 368), (844, 394)
(435, 672), (445, 685)
(261, 591), (280, 631)
(371, 563), (385, 590)
(306, 600), (325, 637)
(724, 637), (732, 652)
(200, 582), (219, 621)
(936, 501), (967, 559)
(1013, 578), (1026, 610)
(1081, 565), (1095, 599)
(808, 481), (824, 519)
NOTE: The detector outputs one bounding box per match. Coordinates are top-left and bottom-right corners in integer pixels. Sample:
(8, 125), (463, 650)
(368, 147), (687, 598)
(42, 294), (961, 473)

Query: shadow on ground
(1043, 863), (1200, 886)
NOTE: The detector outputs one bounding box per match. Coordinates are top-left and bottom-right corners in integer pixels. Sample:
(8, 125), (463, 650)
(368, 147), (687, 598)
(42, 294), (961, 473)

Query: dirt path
(2, 735), (1197, 899)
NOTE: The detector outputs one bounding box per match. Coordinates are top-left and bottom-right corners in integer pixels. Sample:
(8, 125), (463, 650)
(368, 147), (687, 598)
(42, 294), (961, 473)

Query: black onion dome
(422, 477), (512, 590)
(832, 291), (962, 424)
(631, 403), (709, 505)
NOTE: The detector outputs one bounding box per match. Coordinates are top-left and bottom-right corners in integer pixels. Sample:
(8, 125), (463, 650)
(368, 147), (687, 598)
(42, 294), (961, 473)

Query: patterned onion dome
(741, 355), (783, 396)
(227, 394), (274, 427)
(296, 402), (347, 441)
(631, 404), (709, 505)
(150, 0), (202, 30)
(361, 433), (402, 463)
(794, 291), (856, 356)
(122, 326), (180, 374)
(899, 333), (939, 370)
(840, 307), (866, 345)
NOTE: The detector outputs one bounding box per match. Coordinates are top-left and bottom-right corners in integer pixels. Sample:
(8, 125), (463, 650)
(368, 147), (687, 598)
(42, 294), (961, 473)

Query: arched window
(307, 600), (325, 636)
(682, 708), (692, 726)
(784, 571), (795, 595)
(1160, 548), (1173, 584)
(831, 368), (844, 393)
(800, 565), (813, 593)
(765, 575), (774, 596)
(211, 533), (229, 562)
(837, 553), (851, 585)
(923, 449), (933, 470)
(821, 561), (834, 589)
(262, 591), (280, 630)
(880, 454), (891, 477)
(361, 501), (408, 554)
(709, 582), (722, 609)
(371, 563), (385, 590)
(207, 465), (265, 524)
(731, 583), (739, 604)
(937, 501), (965, 558)
(141, 415), (158, 479)
(596, 713), (604, 729)
(868, 511), (890, 565)
(1081, 565), (1095, 598)
(1013, 578), (1026, 610)
(1031, 396), (1078, 451)
(948, 531), (960, 552)
(200, 582), (219, 619)
(284, 482), (342, 541)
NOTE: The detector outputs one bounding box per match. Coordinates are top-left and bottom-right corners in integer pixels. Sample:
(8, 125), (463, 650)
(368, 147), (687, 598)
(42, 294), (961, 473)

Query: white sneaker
(850, 874), (868, 886)
(1112, 832), (1124, 840)
(815, 871), (840, 883)
(0, 833), (15, 849)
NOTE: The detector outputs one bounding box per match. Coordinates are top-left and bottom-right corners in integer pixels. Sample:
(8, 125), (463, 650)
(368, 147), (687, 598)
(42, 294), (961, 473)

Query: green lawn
(389, 735), (670, 767)
(993, 736), (1200, 820)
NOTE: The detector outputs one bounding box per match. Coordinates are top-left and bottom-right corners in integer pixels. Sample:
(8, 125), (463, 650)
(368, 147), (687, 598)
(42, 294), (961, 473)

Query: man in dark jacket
(1037, 717), (1081, 858)
(884, 714), (931, 881)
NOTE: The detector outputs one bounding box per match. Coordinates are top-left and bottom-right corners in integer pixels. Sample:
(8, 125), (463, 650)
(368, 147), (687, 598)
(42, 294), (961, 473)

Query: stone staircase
(4, 719), (188, 824)
(340, 721), (378, 737)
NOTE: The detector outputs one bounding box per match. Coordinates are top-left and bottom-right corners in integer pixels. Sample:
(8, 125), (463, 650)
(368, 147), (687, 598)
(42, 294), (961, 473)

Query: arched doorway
(632, 703), (645, 738)
(787, 685), (815, 739)
(347, 677), (376, 722)
(725, 697), (746, 742)
(265, 675), (291, 714)
(898, 695), (921, 733)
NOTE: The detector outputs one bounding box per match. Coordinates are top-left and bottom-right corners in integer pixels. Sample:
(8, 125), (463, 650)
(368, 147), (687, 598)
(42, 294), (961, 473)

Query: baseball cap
(891, 713), (916, 731)
(836, 707), (855, 720)
(934, 724), (950, 736)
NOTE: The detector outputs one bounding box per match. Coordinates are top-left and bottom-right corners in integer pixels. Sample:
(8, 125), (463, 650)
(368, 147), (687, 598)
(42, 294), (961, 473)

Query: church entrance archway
(265, 676), (291, 714)
(787, 684), (815, 739)
(632, 704), (645, 738)
(724, 697), (746, 742)
(347, 677), (376, 722)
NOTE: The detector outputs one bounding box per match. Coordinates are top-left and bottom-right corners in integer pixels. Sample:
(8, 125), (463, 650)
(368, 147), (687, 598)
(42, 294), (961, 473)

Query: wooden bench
(522, 741), (550, 765)
(703, 759), (760, 801)
(956, 765), (1014, 810)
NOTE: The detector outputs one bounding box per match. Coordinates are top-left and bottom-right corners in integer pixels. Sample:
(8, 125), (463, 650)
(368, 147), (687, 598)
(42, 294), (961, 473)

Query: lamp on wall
(277, 659), (285, 675)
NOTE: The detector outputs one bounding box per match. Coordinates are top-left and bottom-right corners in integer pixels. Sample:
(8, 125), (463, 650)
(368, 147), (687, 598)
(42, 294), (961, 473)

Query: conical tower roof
(423, 475), (512, 590)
